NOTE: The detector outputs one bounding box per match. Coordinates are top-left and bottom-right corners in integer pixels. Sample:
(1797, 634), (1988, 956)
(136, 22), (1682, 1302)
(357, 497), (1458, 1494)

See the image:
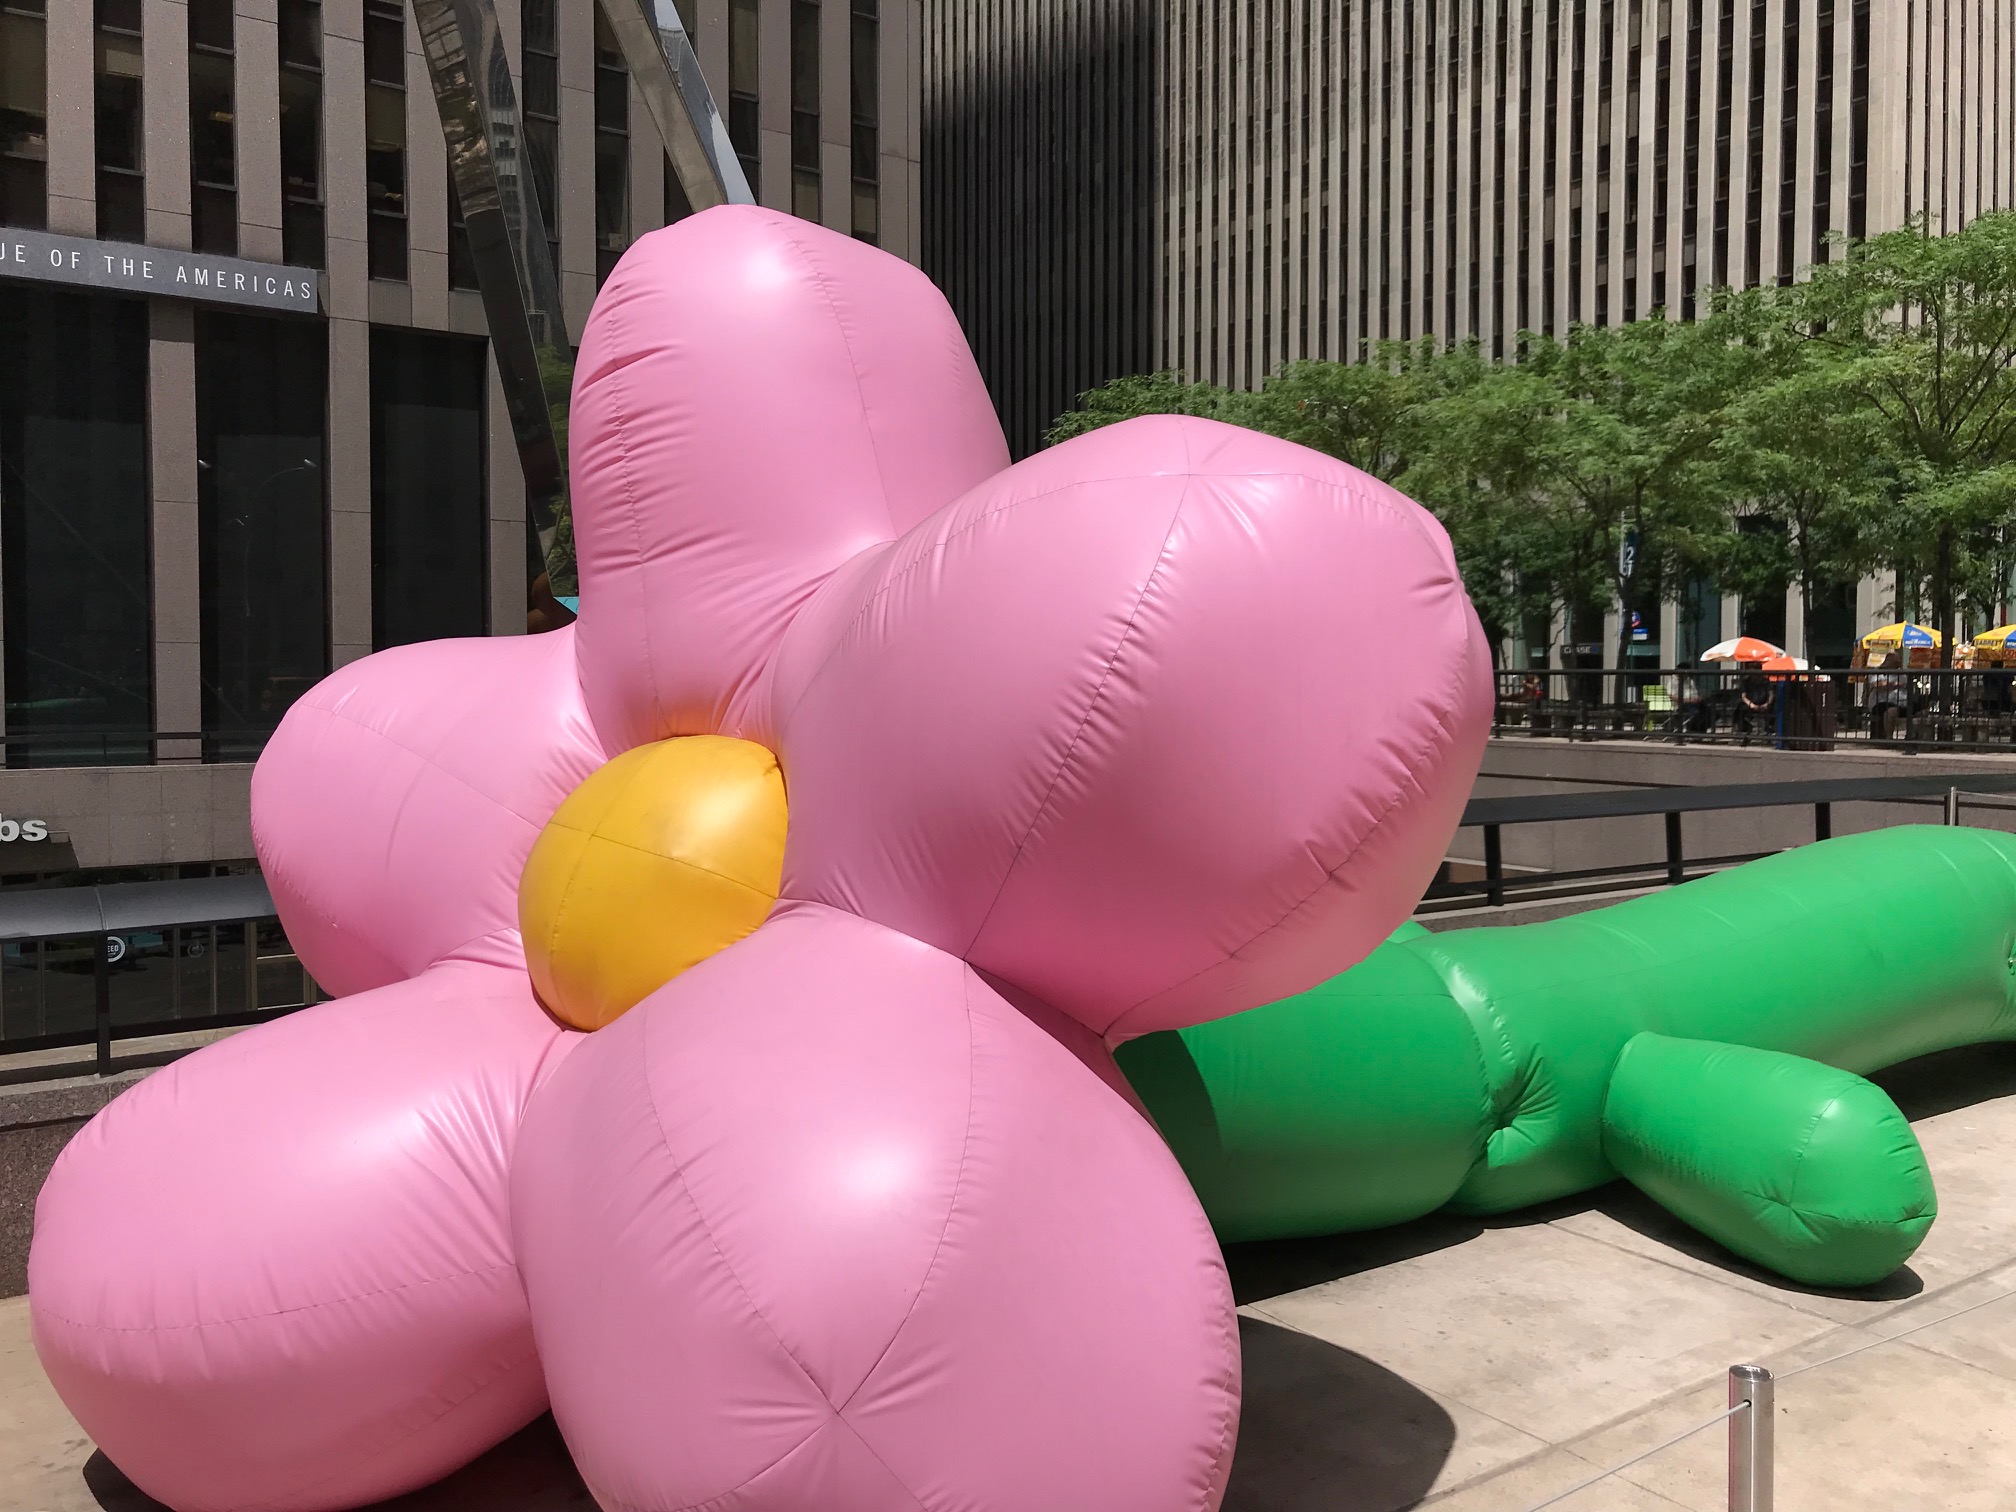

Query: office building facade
(925, 0), (2012, 659)
(921, 0), (1159, 456)
(1161, 0), (2009, 385)
(1157, 0), (2010, 665)
(0, 0), (921, 895)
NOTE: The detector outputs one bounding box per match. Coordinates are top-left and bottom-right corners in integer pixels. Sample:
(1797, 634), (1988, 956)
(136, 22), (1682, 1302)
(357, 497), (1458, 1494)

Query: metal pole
(93, 933), (112, 1077)
(1484, 824), (1505, 906)
(1728, 1364), (1774, 1512)
(1945, 786), (1961, 825)
(1665, 810), (1684, 886)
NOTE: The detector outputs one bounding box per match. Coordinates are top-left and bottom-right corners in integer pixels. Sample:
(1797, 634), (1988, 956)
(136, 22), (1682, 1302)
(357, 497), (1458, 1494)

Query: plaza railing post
(94, 932), (112, 1077)
(1665, 810), (1684, 886)
(1727, 1364), (1774, 1512)
(1484, 824), (1505, 907)
(1945, 786), (1961, 825)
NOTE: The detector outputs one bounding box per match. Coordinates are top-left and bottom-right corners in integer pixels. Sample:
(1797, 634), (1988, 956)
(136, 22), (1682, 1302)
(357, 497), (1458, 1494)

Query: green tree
(1789, 211), (2016, 657)
(1041, 371), (1241, 446)
(1709, 293), (1895, 656)
(1512, 318), (1745, 678)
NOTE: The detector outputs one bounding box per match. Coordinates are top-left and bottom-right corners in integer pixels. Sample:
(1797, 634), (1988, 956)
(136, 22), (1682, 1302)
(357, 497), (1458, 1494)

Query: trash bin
(1783, 676), (1836, 751)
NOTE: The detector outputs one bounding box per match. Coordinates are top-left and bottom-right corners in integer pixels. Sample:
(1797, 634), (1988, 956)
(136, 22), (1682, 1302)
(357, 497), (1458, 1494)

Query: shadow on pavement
(1224, 1316), (1454, 1512)
(1225, 1209), (1486, 1306)
(1875, 1041), (2016, 1122)
(81, 1329), (1452, 1512)
(84, 1416), (595, 1512)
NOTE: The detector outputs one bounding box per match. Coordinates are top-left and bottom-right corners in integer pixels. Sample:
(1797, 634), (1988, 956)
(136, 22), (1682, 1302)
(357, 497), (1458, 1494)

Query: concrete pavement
(5, 1043), (2015, 1511)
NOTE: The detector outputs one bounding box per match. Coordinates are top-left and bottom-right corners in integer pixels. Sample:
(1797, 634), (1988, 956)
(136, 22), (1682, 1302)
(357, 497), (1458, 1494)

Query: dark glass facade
(95, 0), (146, 243)
(370, 329), (488, 649)
(0, 288), (153, 764)
(922, 0), (1158, 457)
(196, 312), (329, 759)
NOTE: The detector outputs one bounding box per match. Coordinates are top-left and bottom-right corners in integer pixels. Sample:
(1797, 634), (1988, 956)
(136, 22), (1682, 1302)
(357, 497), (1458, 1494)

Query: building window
(363, 0), (406, 281)
(523, 0), (560, 270)
(196, 313), (329, 763)
(95, 0), (145, 243)
(593, 7), (629, 286)
(189, 0), (235, 255)
(370, 330), (488, 649)
(0, 287), (152, 766)
(278, 0), (324, 268)
(729, 0), (760, 198)
(0, 0), (48, 231)
(850, 0), (878, 243)
(790, 0), (820, 222)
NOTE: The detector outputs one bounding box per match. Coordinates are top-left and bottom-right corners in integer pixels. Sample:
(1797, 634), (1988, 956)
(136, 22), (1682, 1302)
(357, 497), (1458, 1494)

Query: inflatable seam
(288, 701), (551, 828)
(592, 289), (666, 740)
(227, 1335), (543, 1512)
(1103, 602), (1476, 1038)
(833, 967), (980, 1414)
(29, 1262), (521, 1335)
(768, 216), (899, 538)
(635, 1002), (829, 1405)
(774, 471), (1187, 740)
(961, 488), (1190, 960)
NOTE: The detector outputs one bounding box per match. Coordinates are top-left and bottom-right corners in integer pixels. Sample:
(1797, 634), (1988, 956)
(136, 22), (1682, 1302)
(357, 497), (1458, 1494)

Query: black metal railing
(1428, 770), (2016, 911)
(0, 728), (276, 768)
(0, 876), (317, 1082)
(1494, 666), (2016, 753)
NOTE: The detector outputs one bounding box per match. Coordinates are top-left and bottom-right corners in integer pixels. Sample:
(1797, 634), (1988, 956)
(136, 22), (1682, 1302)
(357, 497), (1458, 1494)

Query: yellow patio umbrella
(1975, 625), (2016, 666)
(1860, 622), (1944, 652)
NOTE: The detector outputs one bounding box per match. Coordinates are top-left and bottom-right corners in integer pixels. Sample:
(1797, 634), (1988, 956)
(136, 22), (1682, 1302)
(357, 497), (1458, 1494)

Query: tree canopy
(1042, 211), (2016, 665)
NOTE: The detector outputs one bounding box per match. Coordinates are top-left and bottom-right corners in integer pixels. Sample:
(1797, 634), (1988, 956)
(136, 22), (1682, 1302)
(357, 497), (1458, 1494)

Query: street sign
(1619, 528), (1639, 580)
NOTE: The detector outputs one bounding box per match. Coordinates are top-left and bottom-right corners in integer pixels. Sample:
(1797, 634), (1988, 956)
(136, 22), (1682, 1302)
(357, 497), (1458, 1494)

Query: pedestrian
(1736, 660), (1775, 747)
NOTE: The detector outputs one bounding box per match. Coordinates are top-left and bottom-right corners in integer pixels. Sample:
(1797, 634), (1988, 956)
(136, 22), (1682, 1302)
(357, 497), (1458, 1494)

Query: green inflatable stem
(1118, 825), (2016, 1283)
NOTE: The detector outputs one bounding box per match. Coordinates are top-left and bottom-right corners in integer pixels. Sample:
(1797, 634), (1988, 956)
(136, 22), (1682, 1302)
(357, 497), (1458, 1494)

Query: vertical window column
(593, 6), (630, 285)
(791, 0), (820, 221)
(189, 0), (235, 255)
(95, 0), (145, 243)
(0, 289), (153, 766)
(196, 314), (329, 762)
(730, 0), (760, 197)
(0, 0), (47, 229)
(850, 0), (879, 243)
(370, 330), (488, 649)
(278, 0), (324, 267)
(523, 0), (560, 270)
(363, 0), (406, 281)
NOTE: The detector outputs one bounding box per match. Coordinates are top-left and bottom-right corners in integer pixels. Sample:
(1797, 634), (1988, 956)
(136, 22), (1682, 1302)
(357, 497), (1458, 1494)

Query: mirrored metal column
(598, 1), (756, 211)
(413, 0), (574, 599)
(412, 0), (750, 612)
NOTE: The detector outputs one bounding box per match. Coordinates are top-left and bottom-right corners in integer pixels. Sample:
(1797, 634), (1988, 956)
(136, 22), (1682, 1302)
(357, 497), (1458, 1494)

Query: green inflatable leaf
(1600, 1033), (1936, 1288)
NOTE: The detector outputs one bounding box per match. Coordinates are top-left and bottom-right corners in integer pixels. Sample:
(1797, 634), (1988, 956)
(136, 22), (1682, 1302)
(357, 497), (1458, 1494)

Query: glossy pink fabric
(514, 903), (1239, 1512)
(29, 964), (574, 1512)
(30, 205), (1492, 1512)
(768, 417), (1493, 1038)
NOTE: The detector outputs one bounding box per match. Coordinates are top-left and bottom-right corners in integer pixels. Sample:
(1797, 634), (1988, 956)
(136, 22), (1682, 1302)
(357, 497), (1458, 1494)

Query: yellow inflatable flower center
(519, 735), (787, 1031)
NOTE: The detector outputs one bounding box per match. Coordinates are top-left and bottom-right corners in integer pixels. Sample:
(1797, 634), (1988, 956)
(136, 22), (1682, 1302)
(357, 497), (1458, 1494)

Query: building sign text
(0, 230), (322, 315)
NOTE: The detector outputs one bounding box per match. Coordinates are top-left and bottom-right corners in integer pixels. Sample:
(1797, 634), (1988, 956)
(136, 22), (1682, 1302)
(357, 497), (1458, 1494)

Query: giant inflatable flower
(29, 208), (1491, 1512)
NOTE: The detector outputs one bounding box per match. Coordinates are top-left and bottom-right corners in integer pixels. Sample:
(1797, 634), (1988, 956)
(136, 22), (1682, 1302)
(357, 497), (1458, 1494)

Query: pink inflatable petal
(772, 416), (1493, 1039)
(569, 206), (1009, 751)
(513, 901), (1239, 1512)
(252, 628), (607, 996)
(29, 963), (576, 1512)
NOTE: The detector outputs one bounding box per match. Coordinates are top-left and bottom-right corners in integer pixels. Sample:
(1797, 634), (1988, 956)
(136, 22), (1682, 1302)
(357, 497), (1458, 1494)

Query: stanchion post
(1945, 786), (1961, 825)
(1728, 1364), (1774, 1512)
